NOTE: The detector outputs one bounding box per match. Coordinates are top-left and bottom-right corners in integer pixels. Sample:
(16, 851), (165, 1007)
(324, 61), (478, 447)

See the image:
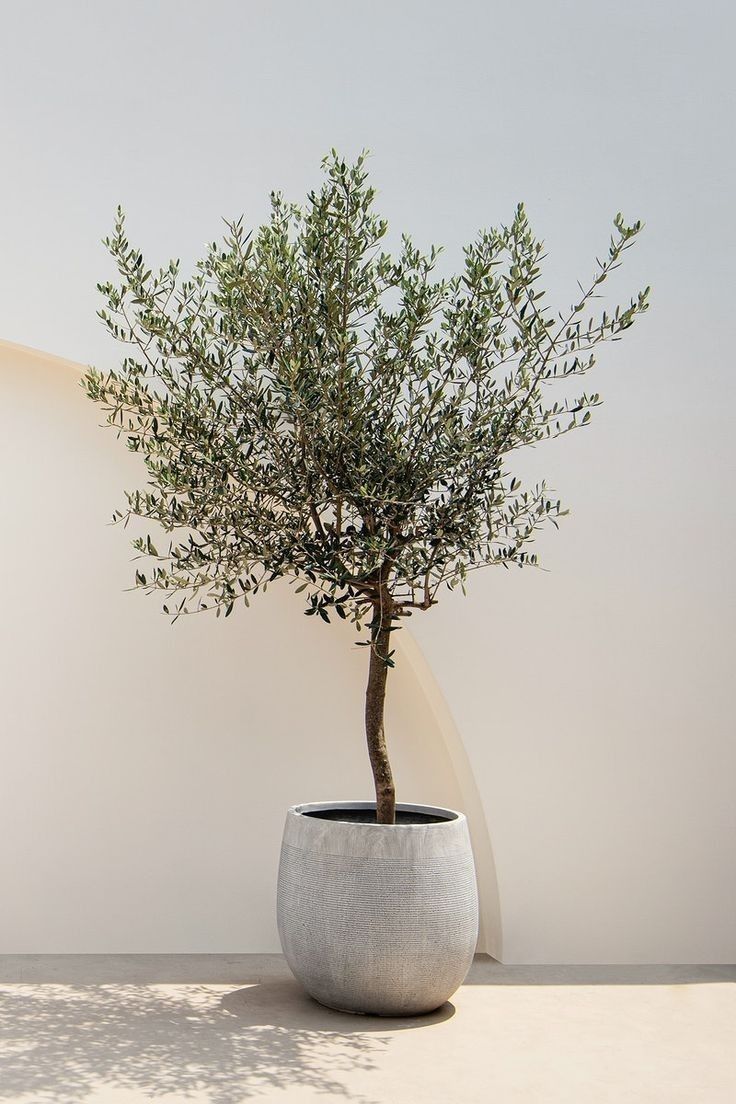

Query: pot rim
(289, 800), (464, 827)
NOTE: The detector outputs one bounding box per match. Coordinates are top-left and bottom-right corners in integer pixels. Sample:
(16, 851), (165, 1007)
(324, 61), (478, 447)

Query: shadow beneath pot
(221, 975), (456, 1030)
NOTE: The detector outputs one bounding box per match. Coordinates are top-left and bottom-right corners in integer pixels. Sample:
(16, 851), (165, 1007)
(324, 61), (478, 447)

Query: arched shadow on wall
(0, 335), (84, 375)
(0, 337), (503, 962)
(396, 632), (503, 960)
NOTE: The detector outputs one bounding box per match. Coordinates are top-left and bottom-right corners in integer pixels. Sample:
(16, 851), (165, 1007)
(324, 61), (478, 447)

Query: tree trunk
(365, 596), (396, 824)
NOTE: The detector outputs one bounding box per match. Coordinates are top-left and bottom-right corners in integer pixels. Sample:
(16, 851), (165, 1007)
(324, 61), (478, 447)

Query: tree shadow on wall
(0, 974), (453, 1103)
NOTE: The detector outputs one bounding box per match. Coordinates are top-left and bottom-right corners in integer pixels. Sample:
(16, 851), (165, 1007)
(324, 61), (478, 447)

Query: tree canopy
(85, 151), (649, 645)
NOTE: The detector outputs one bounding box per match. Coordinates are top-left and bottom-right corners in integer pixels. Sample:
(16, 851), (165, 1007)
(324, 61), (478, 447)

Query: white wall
(0, 343), (495, 953)
(0, 0), (734, 963)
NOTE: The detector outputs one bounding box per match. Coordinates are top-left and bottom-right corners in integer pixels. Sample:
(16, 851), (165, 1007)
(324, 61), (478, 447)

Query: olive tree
(85, 151), (649, 823)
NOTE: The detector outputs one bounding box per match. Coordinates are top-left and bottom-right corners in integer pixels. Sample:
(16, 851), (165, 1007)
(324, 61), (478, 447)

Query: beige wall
(0, 0), (734, 966)
(0, 342), (497, 954)
(3, 334), (735, 963)
(2, 334), (734, 963)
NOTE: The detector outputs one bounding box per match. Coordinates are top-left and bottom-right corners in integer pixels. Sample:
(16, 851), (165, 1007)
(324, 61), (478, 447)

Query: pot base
(311, 994), (449, 1018)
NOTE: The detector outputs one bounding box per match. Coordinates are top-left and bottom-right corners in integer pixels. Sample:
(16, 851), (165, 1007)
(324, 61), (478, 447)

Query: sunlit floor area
(1, 955), (734, 1103)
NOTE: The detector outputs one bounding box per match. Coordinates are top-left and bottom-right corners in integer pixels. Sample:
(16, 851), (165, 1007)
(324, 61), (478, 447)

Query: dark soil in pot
(302, 807), (452, 825)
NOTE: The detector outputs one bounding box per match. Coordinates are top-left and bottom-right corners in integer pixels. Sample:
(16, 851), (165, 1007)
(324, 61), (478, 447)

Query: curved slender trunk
(364, 595), (396, 824)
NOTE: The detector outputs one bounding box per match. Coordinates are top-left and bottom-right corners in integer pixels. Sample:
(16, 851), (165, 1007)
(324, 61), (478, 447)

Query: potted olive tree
(85, 152), (648, 1015)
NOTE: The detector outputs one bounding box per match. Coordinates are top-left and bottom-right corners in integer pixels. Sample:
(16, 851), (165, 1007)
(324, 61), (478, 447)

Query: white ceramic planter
(277, 800), (478, 1016)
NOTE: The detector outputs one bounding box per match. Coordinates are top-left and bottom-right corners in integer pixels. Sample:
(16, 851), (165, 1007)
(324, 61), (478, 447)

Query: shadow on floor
(0, 966), (452, 1104)
(1, 953), (733, 1102)
(466, 955), (736, 985)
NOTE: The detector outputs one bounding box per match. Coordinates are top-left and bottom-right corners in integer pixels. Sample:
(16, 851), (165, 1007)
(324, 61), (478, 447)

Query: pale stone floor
(0, 955), (734, 1103)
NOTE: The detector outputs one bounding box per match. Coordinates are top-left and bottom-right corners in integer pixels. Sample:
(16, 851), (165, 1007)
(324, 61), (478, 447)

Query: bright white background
(1, 0), (734, 962)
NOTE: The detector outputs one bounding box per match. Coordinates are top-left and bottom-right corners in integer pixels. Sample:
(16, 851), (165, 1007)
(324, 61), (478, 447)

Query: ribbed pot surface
(277, 801), (479, 1016)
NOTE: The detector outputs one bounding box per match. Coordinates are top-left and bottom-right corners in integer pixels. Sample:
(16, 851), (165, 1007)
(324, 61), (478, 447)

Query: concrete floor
(0, 955), (734, 1103)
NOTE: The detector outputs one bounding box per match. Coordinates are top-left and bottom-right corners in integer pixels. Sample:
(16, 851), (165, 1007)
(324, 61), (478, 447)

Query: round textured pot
(277, 800), (478, 1016)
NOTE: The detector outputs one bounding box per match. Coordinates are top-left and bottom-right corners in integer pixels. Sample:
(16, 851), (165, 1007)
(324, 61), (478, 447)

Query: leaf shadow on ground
(0, 973), (453, 1104)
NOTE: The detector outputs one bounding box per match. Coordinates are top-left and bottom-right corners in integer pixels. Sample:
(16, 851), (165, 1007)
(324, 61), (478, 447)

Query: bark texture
(364, 595), (396, 824)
